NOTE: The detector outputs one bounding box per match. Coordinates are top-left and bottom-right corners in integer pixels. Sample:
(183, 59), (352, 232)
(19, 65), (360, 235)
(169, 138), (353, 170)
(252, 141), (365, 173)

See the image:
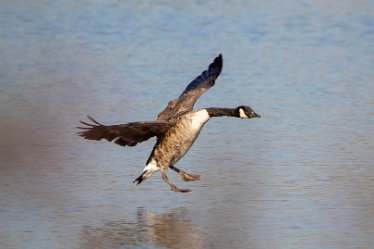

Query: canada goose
(78, 54), (260, 193)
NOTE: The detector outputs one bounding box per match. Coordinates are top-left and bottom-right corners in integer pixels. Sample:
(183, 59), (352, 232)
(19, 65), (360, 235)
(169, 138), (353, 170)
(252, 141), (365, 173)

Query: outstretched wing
(157, 54), (223, 122)
(77, 116), (172, 147)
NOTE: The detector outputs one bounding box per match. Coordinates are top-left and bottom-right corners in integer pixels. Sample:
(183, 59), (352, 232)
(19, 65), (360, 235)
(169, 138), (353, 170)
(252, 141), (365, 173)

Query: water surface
(1, 1), (373, 249)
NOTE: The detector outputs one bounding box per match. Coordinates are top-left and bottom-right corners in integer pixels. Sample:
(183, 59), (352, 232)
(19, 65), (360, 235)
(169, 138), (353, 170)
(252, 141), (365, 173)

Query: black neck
(206, 107), (238, 118)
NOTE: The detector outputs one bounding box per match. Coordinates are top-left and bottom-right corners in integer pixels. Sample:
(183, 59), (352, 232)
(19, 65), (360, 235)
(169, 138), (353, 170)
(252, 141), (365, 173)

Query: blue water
(1, 1), (373, 249)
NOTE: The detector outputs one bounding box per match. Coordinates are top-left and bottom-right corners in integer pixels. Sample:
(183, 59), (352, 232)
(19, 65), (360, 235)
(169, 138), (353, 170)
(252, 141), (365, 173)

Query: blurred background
(0, 1), (373, 248)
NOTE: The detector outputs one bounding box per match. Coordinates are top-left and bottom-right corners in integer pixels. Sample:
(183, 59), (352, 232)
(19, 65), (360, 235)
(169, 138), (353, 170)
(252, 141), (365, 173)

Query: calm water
(1, 1), (373, 248)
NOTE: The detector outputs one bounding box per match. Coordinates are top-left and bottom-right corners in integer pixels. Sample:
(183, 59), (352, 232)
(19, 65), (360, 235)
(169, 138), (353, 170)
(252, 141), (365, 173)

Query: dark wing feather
(157, 54), (223, 122)
(77, 116), (172, 147)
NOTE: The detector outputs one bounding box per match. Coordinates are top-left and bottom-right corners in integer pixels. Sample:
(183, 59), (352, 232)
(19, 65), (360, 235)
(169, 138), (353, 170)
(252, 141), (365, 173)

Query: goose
(78, 54), (260, 193)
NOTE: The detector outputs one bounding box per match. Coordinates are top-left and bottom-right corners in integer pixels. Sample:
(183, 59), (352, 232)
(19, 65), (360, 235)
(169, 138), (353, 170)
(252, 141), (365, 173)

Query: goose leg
(169, 165), (201, 182)
(161, 170), (190, 193)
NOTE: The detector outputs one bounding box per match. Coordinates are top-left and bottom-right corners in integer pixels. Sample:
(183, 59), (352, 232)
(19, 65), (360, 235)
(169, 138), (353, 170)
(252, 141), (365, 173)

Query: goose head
(237, 106), (261, 119)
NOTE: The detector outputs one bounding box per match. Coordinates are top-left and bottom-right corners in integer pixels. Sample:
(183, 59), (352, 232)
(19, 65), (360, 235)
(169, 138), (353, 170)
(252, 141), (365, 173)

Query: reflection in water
(80, 208), (202, 249)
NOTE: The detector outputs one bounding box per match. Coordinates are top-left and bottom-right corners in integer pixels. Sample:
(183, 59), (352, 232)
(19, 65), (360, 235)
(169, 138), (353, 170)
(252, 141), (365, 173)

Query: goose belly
(153, 110), (210, 166)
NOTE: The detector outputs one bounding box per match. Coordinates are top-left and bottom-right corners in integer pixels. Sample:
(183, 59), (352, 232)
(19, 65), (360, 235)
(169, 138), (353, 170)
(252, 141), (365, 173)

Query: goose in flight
(78, 54), (260, 193)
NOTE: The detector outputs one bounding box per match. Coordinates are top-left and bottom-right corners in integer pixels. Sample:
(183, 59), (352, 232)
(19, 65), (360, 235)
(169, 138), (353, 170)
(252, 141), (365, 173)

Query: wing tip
(77, 115), (106, 140)
(210, 54), (223, 76)
(215, 53), (223, 65)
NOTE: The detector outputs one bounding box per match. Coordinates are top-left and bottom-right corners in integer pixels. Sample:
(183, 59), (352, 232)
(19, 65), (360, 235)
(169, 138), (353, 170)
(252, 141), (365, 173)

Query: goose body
(78, 54), (260, 192)
(150, 110), (210, 167)
(136, 110), (210, 188)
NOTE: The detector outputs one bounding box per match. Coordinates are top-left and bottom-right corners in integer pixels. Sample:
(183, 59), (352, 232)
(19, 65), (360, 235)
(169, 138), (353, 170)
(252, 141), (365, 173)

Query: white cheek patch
(239, 108), (249, 119)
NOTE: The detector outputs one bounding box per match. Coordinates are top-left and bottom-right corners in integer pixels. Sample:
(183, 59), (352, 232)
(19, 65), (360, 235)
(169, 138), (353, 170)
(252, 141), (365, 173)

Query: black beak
(253, 112), (261, 118)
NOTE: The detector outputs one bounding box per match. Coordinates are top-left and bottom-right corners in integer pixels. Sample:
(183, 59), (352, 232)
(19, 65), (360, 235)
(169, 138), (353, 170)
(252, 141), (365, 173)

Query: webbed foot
(179, 170), (201, 182)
